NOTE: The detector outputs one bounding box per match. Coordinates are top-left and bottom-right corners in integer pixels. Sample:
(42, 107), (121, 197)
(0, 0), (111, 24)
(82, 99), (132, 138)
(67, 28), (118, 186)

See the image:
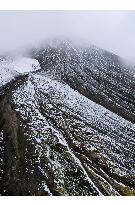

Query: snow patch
(11, 57), (41, 73)
(0, 56), (41, 86)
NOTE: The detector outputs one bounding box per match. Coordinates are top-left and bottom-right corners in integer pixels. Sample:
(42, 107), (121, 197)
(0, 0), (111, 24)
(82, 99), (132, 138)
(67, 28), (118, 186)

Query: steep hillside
(0, 39), (135, 196)
(0, 72), (135, 195)
(29, 39), (135, 123)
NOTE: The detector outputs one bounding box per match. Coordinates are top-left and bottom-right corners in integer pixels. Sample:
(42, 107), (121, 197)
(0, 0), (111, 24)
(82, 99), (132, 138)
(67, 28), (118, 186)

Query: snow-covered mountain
(29, 39), (135, 123)
(0, 39), (135, 196)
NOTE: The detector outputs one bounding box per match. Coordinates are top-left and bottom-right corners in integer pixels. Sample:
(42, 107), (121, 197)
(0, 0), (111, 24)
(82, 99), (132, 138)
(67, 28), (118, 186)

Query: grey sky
(0, 11), (135, 62)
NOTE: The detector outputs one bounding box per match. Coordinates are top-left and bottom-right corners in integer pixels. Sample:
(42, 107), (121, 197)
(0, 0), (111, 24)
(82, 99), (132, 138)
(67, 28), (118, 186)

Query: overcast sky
(0, 11), (135, 62)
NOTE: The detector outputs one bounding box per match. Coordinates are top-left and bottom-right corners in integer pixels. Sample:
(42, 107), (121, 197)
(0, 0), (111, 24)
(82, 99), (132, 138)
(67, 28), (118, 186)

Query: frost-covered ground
(0, 40), (135, 195)
(30, 39), (135, 124)
(12, 73), (135, 195)
(0, 56), (40, 86)
(10, 57), (41, 73)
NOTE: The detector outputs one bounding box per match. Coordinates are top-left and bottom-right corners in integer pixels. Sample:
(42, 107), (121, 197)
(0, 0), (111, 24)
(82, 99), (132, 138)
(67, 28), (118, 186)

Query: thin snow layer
(12, 73), (135, 195)
(10, 57), (41, 73)
(0, 58), (17, 86)
(0, 66), (16, 87)
(0, 56), (40, 86)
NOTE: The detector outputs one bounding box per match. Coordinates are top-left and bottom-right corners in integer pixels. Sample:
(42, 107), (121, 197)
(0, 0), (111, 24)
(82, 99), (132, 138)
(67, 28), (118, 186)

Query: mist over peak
(0, 11), (135, 63)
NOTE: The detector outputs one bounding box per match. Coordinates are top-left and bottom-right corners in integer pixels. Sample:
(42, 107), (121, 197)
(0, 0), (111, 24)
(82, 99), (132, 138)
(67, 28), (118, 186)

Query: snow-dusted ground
(12, 73), (135, 195)
(0, 57), (17, 86)
(0, 56), (40, 86)
(10, 57), (41, 73)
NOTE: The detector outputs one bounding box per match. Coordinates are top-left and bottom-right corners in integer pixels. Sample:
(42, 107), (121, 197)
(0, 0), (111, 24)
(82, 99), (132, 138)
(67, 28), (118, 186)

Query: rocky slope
(29, 39), (135, 123)
(0, 39), (135, 195)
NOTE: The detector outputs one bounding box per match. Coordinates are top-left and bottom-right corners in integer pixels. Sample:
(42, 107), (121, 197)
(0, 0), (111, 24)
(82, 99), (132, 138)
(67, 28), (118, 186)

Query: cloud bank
(0, 11), (135, 62)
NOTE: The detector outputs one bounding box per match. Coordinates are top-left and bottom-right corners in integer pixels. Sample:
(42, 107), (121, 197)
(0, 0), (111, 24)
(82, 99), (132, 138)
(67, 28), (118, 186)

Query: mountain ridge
(0, 39), (135, 195)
